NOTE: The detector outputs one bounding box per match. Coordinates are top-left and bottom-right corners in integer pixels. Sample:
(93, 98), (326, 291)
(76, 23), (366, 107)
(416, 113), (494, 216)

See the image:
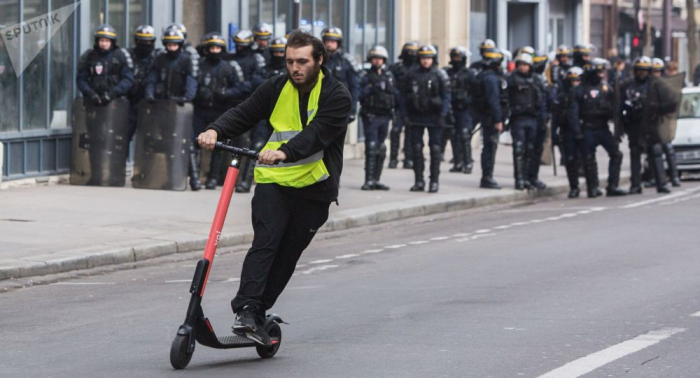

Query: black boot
(606, 151), (627, 197)
(449, 130), (464, 172)
(480, 143), (501, 189)
(663, 143), (681, 187)
(409, 144), (425, 191)
(188, 145), (203, 191)
(651, 144), (671, 193)
(513, 141), (527, 190)
(388, 128), (400, 169)
(361, 142), (378, 191)
(374, 144), (390, 190)
(528, 143), (546, 190)
(629, 146), (643, 194)
(403, 130), (414, 169)
(584, 154), (602, 198)
(206, 150), (223, 190)
(429, 145), (441, 193)
(461, 128), (473, 174)
(565, 154), (581, 198)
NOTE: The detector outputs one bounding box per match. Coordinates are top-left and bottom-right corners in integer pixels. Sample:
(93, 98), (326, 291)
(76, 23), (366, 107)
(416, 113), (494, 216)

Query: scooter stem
(200, 156), (241, 296)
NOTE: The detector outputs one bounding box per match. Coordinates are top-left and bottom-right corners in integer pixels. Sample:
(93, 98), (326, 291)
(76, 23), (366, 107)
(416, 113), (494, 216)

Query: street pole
(292, 0), (301, 30)
(646, 0), (653, 57)
(663, 0), (671, 58)
(687, 0), (697, 81)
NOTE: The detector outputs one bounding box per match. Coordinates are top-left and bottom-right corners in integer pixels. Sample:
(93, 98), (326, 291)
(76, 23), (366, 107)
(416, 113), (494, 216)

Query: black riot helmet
(253, 23), (273, 41)
(417, 44), (438, 66)
(321, 27), (343, 43)
(133, 25), (156, 43)
(162, 29), (184, 58)
(573, 43), (593, 67)
(93, 24), (118, 50)
(633, 56), (652, 71)
(400, 41), (419, 63)
(533, 52), (548, 74)
(164, 23), (188, 39)
(479, 39), (496, 57)
(651, 57), (665, 73)
(449, 46), (471, 68)
(203, 33), (227, 60)
(269, 37), (287, 53)
(233, 29), (254, 49)
(481, 47), (504, 68)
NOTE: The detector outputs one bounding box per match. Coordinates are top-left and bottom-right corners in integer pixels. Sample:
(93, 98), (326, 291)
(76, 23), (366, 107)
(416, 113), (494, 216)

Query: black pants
(231, 184), (331, 312)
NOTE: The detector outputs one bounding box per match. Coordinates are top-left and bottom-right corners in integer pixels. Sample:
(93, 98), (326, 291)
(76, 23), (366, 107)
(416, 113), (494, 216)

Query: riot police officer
(322, 27), (361, 123)
(230, 29), (267, 193)
(388, 41), (419, 169)
(444, 46), (475, 174)
(404, 45), (451, 193)
(193, 33), (248, 190)
(264, 37), (287, 78)
(621, 56), (652, 194)
(164, 23), (200, 82)
(469, 39), (497, 72)
(127, 25), (159, 142)
(648, 57), (682, 189)
(144, 29), (199, 189)
(472, 47), (507, 189)
(252, 23), (273, 64)
(507, 53), (544, 190)
(569, 59), (627, 198)
(77, 24), (134, 108)
(552, 67), (585, 198)
(573, 44), (593, 69)
(359, 46), (398, 191)
(530, 51), (550, 189)
(550, 45), (573, 85)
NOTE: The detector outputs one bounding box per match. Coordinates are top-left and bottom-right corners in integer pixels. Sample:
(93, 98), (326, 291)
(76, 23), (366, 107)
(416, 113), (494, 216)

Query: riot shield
(70, 97), (130, 186)
(132, 100), (192, 191)
(643, 73), (684, 144)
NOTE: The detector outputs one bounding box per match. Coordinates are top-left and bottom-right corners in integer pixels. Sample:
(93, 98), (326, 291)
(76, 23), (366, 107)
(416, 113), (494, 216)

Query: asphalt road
(2, 183), (700, 378)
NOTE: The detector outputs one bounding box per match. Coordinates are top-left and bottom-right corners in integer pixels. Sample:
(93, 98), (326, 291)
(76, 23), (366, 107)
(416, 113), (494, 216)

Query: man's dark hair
(286, 29), (329, 65)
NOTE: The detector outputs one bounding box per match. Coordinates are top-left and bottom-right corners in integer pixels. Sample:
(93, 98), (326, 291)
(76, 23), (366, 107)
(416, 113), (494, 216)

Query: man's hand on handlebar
(258, 149), (287, 166)
(198, 129), (218, 150)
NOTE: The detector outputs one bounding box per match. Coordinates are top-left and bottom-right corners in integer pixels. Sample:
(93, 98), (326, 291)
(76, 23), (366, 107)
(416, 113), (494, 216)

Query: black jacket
(207, 66), (352, 203)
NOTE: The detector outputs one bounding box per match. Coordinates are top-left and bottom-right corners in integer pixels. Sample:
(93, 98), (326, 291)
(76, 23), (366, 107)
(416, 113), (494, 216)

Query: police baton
(551, 143), (557, 177)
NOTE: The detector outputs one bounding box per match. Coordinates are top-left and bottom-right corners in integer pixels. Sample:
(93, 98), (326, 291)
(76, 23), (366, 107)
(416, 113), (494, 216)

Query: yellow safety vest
(254, 70), (330, 188)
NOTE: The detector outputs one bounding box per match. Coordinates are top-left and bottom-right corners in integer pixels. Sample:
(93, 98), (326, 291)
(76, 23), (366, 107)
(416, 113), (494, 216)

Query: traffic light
(632, 36), (640, 48)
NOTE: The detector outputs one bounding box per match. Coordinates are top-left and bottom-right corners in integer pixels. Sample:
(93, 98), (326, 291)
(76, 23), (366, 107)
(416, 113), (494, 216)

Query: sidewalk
(0, 144), (626, 281)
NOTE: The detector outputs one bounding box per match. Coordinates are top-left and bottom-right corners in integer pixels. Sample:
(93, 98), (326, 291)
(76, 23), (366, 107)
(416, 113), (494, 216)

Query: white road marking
(51, 282), (116, 285)
(690, 311), (700, 317)
(577, 210), (591, 215)
(560, 213), (578, 218)
(430, 236), (450, 241)
(659, 192), (700, 206)
(295, 264), (307, 268)
(361, 249), (384, 254)
(510, 222), (528, 226)
(408, 240), (430, 245)
(223, 277), (240, 283)
(335, 254), (359, 259)
(451, 233), (471, 237)
(537, 327), (686, 378)
(385, 244), (407, 249)
(475, 229), (492, 233)
(620, 187), (700, 209)
(471, 233), (496, 240)
(297, 264), (339, 275)
(309, 259), (333, 264)
(529, 219), (546, 223)
(494, 225), (511, 230)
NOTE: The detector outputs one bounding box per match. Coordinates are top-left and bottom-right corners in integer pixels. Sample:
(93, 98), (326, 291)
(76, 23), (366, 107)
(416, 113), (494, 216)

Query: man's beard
(288, 62), (321, 90)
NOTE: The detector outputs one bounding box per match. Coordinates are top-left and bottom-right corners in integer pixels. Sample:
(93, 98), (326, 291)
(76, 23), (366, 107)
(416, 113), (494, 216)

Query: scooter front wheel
(256, 322), (282, 359)
(170, 334), (194, 369)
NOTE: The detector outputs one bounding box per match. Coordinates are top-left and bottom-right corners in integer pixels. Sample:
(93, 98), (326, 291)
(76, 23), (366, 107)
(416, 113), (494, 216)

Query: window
(470, 0), (488, 57)
(0, 3), (20, 133)
(22, 0), (49, 131)
(51, 0), (77, 130)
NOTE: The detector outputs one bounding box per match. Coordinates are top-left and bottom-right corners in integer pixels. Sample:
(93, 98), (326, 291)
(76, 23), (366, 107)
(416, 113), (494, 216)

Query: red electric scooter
(170, 141), (282, 369)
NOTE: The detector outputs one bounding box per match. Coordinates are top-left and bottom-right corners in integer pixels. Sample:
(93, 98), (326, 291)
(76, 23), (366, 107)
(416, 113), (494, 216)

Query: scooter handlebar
(214, 142), (259, 159)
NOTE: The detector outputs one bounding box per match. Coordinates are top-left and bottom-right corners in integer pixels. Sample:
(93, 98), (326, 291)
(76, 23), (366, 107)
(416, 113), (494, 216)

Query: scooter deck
(194, 318), (279, 349)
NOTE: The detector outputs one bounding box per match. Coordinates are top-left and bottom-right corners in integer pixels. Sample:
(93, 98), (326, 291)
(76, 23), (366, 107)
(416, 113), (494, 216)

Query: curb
(0, 181), (585, 282)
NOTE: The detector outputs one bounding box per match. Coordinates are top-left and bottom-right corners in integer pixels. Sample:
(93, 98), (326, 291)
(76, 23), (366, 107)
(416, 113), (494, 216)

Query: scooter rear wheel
(170, 334), (194, 369)
(256, 322), (281, 359)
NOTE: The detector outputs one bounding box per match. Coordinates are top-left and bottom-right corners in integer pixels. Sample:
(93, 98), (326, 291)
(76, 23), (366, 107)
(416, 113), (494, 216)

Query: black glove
(348, 113), (356, 123)
(100, 91), (114, 105)
(145, 93), (155, 103)
(437, 115), (445, 128)
(88, 91), (102, 106)
(171, 96), (187, 107)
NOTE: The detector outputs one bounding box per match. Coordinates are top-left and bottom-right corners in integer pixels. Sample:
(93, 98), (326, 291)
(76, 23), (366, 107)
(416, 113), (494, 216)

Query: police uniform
(388, 42), (419, 169)
(569, 60), (627, 197)
(127, 25), (160, 142)
(404, 45), (451, 193)
(552, 67), (585, 198)
(444, 47), (476, 174)
(76, 25), (134, 108)
(507, 56), (544, 190)
(194, 34), (247, 190)
(472, 48), (508, 189)
(621, 57), (651, 194)
(321, 28), (361, 122)
(359, 46), (398, 191)
(531, 54), (550, 189)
